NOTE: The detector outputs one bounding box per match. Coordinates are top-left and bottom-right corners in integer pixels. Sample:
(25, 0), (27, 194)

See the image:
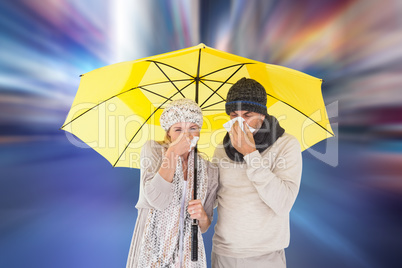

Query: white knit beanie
(160, 98), (203, 131)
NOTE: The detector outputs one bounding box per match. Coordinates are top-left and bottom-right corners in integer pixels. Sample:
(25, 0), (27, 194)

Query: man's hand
(229, 121), (256, 156)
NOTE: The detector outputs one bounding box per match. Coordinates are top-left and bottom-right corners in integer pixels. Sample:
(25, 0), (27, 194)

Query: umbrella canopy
(61, 43), (334, 168)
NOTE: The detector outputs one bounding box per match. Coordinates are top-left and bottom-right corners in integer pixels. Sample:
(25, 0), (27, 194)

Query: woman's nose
(183, 130), (192, 138)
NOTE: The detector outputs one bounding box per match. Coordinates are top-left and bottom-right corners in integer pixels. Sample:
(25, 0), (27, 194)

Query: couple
(126, 78), (303, 268)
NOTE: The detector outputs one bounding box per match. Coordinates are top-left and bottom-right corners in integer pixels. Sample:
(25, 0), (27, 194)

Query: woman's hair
(156, 131), (171, 147)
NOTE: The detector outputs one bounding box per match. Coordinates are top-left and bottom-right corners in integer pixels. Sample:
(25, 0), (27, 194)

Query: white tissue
(223, 117), (256, 133)
(189, 136), (199, 152)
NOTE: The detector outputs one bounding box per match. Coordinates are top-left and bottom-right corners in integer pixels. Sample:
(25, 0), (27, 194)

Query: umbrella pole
(192, 49), (201, 262)
(191, 145), (198, 261)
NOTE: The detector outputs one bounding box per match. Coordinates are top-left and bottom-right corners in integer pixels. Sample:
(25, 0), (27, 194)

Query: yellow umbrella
(61, 43), (334, 169)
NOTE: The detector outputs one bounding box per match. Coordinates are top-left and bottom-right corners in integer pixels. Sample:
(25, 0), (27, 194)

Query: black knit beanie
(225, 77), (268, 116)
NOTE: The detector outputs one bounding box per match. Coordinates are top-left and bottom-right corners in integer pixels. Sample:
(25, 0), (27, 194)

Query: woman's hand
(167, 132), (191, 157)
(159, 133), (191, 183)
(188, 199), (211, 233)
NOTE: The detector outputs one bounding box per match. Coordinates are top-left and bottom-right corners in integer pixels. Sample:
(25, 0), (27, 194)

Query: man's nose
(240, 116), (250, 124)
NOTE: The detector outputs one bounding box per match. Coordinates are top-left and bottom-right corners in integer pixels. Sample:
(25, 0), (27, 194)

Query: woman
(126, 98), (219, 268)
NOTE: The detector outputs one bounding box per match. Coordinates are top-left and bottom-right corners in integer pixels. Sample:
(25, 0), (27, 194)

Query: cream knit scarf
(137, 148), (208, 268)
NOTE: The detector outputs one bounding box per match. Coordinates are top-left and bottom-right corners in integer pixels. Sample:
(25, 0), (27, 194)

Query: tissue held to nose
(223, 117), (256, 133)
(189, 136), (199, 152)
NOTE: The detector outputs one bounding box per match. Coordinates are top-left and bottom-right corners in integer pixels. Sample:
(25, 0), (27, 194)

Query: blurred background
(1, 0), (401, 267)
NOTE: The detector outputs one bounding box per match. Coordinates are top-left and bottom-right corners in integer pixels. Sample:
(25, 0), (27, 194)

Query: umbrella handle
(191, 145), (198, 262)
(191, 221), (198, 261)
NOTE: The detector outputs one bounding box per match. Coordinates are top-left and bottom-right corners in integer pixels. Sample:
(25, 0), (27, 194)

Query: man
(212, 78), (302, 267)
